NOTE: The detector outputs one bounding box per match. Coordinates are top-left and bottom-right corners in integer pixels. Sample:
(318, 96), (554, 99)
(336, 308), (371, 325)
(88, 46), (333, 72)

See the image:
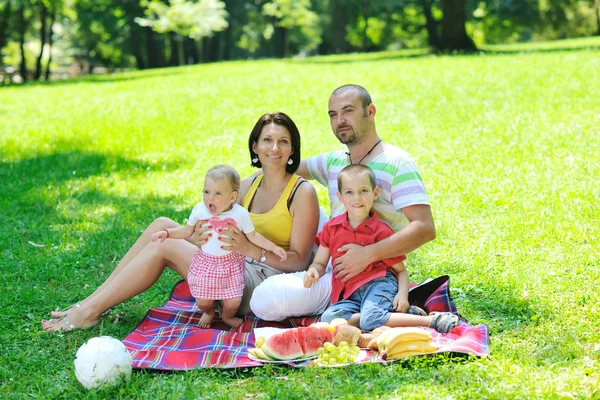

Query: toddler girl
(152, 165), (286, 328)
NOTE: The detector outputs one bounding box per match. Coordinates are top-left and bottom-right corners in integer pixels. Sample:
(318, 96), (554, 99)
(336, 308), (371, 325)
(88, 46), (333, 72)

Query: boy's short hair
(337, 164), (376, 191)
(206, 165), (241, 193)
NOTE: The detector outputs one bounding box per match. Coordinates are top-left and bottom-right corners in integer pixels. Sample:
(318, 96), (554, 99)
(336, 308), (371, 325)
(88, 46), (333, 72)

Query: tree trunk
(0, 1), (13, 60)
(145, 28), (162, 68)
(329, 0), (349, 53)
(420, 0), (441, 49)
(44, 8), (56, 81)
(34, 2), (48, 80)
(177, 36), (185, 65)
(130, 27), (146, 69)
(169, 32), (179, 66)
(438, 0), (476, 52)
(595, 0), (600, 35)
(18, 4), (28, 82)
(362, 0), (370, 50)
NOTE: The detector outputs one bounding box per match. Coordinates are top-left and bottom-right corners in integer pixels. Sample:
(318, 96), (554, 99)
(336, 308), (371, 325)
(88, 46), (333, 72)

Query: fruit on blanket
(256, 326), (334, 361)
(367, 326), (392, 350)
(297, 326), (334, 357)
(329, 318), (348, 332)
(383, 348), (437, 361)
(311, 321), (331, 329)
(254, 336), (265, 348)
(261, 329), (304, 360)
(313, 342), (361, 367)
(372, 326), (392, 336)
(376, 327), (432, 352)
(357, 333), (374, 348)
(381, 341), (438, 360)
(333, 324), (361, 346)
(248, 347), (274, 361)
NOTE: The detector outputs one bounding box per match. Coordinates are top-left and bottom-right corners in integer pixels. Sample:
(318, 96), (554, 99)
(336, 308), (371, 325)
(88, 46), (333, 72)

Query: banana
(248, 347), (274, 361)
(377, 327), (432, 351)
(384, 348), (438, 361)
(383, 341), (437, 360)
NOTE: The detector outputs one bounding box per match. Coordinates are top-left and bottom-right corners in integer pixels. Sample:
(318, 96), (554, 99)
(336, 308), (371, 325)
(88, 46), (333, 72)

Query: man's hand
(332, 243), (373, 282)
(393, 293), (410, 313)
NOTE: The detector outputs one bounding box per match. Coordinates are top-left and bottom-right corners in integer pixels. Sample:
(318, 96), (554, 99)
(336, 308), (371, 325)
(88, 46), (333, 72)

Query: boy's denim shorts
(320, 270), (398, 331)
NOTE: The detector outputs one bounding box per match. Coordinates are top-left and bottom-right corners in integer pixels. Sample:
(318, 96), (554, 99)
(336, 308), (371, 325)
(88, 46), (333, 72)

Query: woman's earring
(252, 155), (259, 164)
(287, 158), (293, 165)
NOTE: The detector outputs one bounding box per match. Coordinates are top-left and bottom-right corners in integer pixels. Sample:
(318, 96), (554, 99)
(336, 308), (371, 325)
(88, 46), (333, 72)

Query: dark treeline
(1, 0), (599, 83)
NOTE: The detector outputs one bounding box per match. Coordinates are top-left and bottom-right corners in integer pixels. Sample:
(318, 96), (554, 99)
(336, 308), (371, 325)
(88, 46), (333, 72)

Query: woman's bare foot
(198, 311), (214, 328)
(41, 306), (99, 332)
(50, 302), (82, 319)
(222, 316), (243, 328)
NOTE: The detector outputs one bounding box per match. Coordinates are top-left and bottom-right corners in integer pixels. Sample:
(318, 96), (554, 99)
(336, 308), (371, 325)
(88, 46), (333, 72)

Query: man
(250, 84), (435, 320)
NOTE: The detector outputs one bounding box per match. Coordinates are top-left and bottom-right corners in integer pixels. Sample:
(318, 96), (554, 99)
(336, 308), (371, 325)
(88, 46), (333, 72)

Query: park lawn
(0, 37), (599, 399)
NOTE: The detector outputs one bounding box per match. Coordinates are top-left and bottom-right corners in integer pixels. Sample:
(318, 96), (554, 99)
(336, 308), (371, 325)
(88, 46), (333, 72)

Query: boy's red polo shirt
(316, 212), (406, 303)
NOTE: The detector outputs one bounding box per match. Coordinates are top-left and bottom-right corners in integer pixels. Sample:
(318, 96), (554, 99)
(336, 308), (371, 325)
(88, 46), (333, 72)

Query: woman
(42, 112), (320, 332)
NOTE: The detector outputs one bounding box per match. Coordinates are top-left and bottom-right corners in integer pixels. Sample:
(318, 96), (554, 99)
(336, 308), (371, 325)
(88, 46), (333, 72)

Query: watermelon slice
(261, 329), (304, 360)
(297, 326), (334, 357)
(260, 326), (334, 360)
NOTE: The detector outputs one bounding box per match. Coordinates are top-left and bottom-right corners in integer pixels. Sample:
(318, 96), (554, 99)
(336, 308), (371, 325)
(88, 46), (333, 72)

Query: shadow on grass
(0, 150), (183, 198)
(482, 44), (600, 56)
(7, 65), (195, 89)
(451, 278), (547, 333)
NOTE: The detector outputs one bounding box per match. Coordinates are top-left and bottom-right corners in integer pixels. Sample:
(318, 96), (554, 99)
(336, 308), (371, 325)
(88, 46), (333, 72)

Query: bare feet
(198, 311), (214, 328)
(41, 305), (99, 332)
(222, 316), (243, 328)
(50, 302), (81, 319)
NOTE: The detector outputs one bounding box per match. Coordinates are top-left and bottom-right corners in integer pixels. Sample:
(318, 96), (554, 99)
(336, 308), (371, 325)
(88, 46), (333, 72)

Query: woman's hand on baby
(192, 219), (211, 247)
(151, 231), (167, 243)
(303, 267), (320, 288)
(271, 246), (287, 261)
(393, 294), (409, 313)
(219, 224), (252, 255)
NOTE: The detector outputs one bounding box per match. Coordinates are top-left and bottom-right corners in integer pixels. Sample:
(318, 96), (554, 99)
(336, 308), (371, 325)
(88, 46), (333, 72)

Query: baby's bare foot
(198, 312), (214, 329)
(222, 316), (243, 328)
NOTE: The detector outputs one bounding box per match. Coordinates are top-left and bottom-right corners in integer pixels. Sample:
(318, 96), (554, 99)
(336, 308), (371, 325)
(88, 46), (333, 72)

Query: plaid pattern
(123, 278), (489, 370)
(188, 250), (246, 300)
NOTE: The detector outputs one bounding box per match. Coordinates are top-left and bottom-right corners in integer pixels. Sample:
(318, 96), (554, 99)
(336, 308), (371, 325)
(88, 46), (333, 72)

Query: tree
(136, 0), (228, 65)
(438, 0), (475, 51)
(0, 1), (14, 63)
(17, 0), (32, 82)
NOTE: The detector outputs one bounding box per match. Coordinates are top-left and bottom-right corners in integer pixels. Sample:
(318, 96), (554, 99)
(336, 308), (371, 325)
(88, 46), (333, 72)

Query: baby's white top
(187, 203), (255, 256)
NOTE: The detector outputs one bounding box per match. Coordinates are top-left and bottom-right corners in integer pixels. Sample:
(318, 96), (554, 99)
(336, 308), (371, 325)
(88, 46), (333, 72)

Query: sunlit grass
(0, 37), (599, 398)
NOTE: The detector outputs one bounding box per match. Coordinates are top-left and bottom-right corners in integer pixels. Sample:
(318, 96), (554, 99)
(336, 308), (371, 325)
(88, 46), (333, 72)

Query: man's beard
(335, 127), (357, 144)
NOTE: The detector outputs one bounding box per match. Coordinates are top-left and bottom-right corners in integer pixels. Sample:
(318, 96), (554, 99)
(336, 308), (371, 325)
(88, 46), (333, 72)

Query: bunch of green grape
(314, 341), (361, 367)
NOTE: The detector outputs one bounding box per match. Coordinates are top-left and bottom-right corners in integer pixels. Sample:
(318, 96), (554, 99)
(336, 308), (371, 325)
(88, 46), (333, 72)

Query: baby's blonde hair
(206, 165), (241, 193)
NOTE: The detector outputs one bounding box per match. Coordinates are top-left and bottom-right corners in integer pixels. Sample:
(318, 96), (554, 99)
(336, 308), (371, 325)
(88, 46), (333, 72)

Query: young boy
(304, 164), (458, 333)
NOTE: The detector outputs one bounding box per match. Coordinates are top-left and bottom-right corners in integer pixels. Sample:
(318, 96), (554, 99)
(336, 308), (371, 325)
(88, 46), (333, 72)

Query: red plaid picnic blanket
(123, 278), (489, 370)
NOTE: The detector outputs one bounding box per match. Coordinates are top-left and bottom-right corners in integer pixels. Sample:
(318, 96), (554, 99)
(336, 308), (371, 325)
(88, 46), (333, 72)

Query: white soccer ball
(74, 336), (133, 389)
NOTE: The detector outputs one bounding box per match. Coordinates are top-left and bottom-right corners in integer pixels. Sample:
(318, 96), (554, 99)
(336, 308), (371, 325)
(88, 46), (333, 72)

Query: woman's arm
(220, 181), (320, 272)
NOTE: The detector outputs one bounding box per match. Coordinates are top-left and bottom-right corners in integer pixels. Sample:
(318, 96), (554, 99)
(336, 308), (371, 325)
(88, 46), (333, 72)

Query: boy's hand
(303, 267), (320, 288)
(393, 294), (409, 313)
(272, 246), (287, 261)
(151, 230), (168, 243)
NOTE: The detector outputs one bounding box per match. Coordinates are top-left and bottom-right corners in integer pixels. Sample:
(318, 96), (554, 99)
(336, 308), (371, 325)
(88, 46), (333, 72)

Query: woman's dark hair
(248, 112), (301, 174)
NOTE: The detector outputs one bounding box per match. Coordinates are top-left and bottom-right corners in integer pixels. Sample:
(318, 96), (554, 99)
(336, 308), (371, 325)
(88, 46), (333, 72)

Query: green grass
(1, 37), (599, 399)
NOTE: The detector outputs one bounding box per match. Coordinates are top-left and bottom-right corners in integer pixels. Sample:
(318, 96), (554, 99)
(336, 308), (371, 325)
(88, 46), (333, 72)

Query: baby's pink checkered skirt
(187, 250), (246, 300)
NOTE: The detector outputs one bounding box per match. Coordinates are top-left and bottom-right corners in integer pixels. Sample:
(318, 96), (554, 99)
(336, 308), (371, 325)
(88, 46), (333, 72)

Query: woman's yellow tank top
(242, 174), (301, 250)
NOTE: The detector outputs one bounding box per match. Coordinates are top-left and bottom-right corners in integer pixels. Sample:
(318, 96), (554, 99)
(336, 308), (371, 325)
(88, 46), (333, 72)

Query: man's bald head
(331, 84), (372, 109)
